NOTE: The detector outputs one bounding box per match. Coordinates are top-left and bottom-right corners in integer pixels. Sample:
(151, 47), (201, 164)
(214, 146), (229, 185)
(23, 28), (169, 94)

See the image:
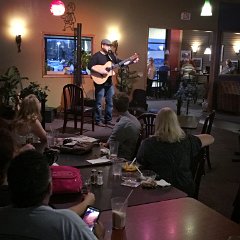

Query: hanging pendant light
(204, 47), (211, 55)
(201, 0), (212, 16)
(50, 0), (65, 16)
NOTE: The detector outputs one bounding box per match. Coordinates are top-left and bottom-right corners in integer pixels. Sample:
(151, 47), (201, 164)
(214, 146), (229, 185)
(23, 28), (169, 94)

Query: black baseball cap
(101, 39), (112, 46)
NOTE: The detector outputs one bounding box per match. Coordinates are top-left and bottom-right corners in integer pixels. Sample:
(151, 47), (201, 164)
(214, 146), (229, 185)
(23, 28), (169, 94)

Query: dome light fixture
(50, 0), (65, 16)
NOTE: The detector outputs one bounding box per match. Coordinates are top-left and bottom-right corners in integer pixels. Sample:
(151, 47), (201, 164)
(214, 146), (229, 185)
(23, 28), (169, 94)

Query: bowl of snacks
(122, 162), (137, 172)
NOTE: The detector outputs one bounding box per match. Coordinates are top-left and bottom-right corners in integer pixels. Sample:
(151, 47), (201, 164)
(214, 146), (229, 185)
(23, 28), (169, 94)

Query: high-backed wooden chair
(137, 113), (157, 139)
(201, 110), (216, 169)
(62, 84), (94, 134)
(191, 148), (206, 199)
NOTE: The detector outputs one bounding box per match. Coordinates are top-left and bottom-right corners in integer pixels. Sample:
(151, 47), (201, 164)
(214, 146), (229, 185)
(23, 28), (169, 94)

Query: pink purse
(50, 166), (83, 194)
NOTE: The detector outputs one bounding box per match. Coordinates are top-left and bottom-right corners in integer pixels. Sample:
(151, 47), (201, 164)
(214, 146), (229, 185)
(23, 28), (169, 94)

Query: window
(148, 28), (167, 69)
(43, 34), (93, 77)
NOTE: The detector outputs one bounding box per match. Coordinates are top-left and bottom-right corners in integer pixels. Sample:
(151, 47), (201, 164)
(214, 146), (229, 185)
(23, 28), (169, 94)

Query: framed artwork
(231, 60), (238, 70)
(192, 58), (203, 71)
(181, 50), (191, 60)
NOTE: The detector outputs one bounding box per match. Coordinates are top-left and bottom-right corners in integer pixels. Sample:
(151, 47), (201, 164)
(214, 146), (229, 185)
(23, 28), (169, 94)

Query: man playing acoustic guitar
(88, 39), (139, 127)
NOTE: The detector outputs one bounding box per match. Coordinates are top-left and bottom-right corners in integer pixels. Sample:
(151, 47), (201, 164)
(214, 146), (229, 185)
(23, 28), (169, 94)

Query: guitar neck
(111, 57), (132, 70)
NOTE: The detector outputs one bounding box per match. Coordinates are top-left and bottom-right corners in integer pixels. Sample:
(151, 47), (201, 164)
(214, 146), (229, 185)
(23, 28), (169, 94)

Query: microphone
(107, 50), (113, 62)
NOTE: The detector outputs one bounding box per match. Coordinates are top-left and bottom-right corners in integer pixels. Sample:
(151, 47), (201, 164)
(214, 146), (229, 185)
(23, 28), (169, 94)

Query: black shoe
(96, 122), (106, 127)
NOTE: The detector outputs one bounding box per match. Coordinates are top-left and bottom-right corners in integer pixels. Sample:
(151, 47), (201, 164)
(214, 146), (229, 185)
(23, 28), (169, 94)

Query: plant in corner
(20, 82), (49, 102)
(116, 66), (139, 95)
(0, 66), (28, 106)
(0, 66), (28, 119)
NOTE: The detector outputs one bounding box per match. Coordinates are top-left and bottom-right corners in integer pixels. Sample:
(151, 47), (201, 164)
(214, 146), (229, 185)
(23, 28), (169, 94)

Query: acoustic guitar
(91, 53), (138, 85)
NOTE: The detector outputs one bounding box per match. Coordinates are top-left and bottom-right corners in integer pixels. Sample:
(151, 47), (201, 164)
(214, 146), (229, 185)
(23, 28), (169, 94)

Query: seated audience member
(220, 59), (236, 74)
(136, 107), (214, 196)
(0, 128), (15, 207)
(103, 93), (141, 160)
(0, 150), (104, 240)
(0, 131), (96, 217)
(12, 94), (47, 145)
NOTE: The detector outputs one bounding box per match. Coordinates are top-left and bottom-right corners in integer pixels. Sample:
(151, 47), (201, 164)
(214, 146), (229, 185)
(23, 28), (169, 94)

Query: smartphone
(82, 206), (101, 231)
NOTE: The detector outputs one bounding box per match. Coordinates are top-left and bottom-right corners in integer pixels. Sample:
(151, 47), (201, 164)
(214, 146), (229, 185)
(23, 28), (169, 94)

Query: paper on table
(69, 136), (99, 143)
(156, 179), (171, 187)
(87, 156), (111, 164)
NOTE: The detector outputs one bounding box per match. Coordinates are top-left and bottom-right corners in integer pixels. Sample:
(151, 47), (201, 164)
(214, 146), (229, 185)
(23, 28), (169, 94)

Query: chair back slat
(201, 110), (215, 134)
(137, 113), (157, 139)
(63, 84), (84, 111)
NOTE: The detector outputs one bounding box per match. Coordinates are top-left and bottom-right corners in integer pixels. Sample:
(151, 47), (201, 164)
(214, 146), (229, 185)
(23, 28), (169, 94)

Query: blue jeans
(95, 84), (114, 123)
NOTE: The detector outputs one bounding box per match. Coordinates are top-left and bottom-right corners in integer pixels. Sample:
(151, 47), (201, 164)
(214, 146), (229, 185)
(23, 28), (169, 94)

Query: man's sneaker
(105, 121), (115, 126)
(96, 122), (106, 127)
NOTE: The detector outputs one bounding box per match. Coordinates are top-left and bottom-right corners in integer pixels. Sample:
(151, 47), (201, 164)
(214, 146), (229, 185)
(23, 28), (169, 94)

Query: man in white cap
(88, 39), (138, 127)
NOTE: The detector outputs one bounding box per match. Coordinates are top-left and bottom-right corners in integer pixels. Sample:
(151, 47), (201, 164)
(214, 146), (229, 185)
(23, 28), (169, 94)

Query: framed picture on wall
(181, 50), (191, 60)
(192, 58), (203, 71)
(231, 60), (238, 70)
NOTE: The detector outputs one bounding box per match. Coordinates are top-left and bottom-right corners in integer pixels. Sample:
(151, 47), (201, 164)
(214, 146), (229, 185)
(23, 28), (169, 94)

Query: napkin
(86, 156), (111, 164)
(156, 179), (171, 187)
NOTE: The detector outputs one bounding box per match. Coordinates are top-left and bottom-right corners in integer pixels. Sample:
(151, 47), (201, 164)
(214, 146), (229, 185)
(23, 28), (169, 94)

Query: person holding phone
(0, 150), (105, 240)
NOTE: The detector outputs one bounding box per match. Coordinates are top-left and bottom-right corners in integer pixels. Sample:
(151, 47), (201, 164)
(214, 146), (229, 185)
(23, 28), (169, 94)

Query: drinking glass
(111, 197), (128, 229)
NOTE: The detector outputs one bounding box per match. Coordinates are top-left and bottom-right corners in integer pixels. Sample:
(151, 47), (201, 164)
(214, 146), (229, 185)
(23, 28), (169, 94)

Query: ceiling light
(201, 0), (212, 16)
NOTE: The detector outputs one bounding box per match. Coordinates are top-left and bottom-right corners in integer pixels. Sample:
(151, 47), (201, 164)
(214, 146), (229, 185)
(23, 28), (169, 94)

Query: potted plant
(0, 66), (28, 119)
(116, 66), (139, 95)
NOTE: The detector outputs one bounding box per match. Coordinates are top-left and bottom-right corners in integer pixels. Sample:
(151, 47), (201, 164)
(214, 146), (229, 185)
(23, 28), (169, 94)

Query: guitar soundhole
(106, 67), (111, 72)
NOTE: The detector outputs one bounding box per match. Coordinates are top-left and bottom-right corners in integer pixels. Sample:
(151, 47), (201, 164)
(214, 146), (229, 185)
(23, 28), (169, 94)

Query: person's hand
(83, 192), (95, 206)
(133, 57), (139, 63)
(93, 221), (105, 240)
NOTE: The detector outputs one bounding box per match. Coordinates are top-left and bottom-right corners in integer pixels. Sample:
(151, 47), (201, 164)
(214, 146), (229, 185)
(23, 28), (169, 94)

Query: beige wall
(0, 0), (221, 107)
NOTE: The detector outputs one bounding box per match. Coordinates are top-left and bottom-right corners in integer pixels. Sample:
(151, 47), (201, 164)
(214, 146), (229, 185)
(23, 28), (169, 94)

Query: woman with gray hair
(136, 107), (214, 196)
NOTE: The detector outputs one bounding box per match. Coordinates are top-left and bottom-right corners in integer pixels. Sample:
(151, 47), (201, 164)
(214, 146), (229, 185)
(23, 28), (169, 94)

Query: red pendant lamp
(50, 0), (65, 16)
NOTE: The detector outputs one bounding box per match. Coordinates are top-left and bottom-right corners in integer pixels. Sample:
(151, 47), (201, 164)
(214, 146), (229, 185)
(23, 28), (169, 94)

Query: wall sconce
(191, 44), (199, 53)
(201, 0), (212, 16)
(233, 45), (240, 55)
(15, 35), (22, 53)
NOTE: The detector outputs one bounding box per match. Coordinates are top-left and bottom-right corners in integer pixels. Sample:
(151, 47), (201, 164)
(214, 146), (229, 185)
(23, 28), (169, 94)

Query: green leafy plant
(0, 66), (28, 106)
(20, 82), (50, 101)
(116, 66), (139, 94)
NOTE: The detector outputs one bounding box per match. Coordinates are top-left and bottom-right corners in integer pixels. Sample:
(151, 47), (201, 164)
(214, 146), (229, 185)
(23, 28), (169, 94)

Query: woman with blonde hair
(136, 107), (214, 196)
(13, 94), (47, 145)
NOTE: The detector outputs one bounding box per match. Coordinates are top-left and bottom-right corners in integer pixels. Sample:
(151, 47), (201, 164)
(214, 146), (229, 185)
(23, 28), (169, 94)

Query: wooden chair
(62, 84), (95, 134)
(130, 127), (144, 161)
(137, 113), (157, 139)
(191, 148), (206, 199)
(201, 110), (216, 169)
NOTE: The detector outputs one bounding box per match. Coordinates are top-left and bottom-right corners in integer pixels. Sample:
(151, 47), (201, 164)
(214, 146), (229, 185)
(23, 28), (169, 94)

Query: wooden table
(100, 198), (240, 240)
(50, 164), (187, 211)
(178, 115), (199, 130)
